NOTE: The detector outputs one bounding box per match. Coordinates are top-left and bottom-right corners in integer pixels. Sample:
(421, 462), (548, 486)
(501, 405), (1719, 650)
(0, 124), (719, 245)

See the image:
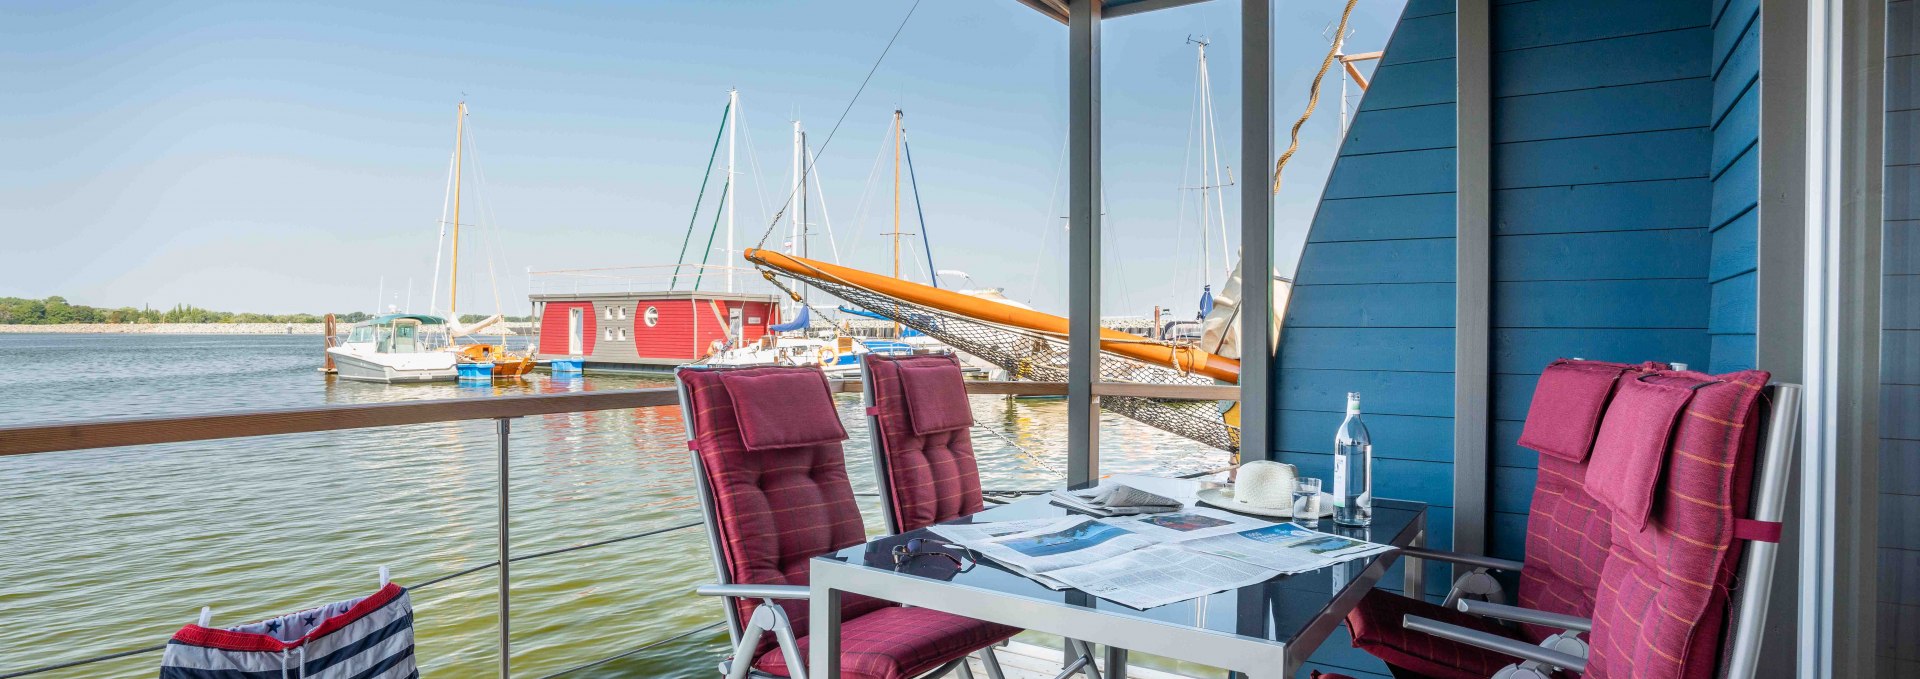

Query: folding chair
(859, 353), (1104, 679)
(677, 364), (1018, 679)
(1344, 359), (1658, 678)
(1340, 370), (1798, 679)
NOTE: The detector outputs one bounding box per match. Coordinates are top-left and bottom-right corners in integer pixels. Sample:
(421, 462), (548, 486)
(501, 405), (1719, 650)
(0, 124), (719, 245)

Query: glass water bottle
(1333, 392), (1373, 526)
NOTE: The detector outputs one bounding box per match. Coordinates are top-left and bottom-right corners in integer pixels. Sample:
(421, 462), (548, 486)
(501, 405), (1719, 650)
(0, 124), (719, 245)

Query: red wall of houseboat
(628, 299), (777, 360)
(537, 301), (596, 356)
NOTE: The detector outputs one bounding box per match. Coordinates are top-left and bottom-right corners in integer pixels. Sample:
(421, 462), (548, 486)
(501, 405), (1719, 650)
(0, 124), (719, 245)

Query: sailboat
(436, 102), (535, 380)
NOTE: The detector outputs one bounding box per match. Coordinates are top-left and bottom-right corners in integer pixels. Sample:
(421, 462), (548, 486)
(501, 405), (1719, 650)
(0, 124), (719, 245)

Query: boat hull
(328, 349), (458, 383)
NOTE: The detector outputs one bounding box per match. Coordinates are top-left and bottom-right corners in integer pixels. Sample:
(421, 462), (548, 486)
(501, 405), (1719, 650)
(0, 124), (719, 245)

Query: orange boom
(744, 248), (1241, 384)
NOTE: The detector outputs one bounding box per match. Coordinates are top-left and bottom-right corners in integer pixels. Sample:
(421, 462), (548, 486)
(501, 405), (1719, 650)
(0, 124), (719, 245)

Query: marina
(1, 0), (1914, 678)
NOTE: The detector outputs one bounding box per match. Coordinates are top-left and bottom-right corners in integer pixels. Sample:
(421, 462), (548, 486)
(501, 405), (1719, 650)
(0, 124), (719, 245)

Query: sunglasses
(891, 538), (976, 571)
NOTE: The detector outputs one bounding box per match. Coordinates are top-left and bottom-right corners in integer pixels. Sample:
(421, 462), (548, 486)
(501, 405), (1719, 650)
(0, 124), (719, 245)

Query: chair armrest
(1403, 615), (1587, 673)
(1456, 599), (1592, 633)
(1400, 546), (1524, 572)
(695, 584), (811, 600)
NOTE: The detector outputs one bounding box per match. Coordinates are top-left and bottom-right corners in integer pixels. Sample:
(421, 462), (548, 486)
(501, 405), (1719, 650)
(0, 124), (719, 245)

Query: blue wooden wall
(1276, 2), (1762, 675)
(1708, 0), (1761, 373)
(1481, 0), (1722, 561)
(1881, 0), (1918, 672)
(1276, 1), (1456, 675)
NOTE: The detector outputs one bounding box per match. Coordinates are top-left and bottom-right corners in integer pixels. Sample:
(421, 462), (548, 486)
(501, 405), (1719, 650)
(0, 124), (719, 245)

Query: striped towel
(159, 583), (416, 679)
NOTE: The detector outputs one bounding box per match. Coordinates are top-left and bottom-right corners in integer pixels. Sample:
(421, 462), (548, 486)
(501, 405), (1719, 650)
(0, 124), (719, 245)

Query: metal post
(496, 417), (512, 678)
(1239, 0), (1273, 461)
(1066, 0), (1102, 486)
(1800, 0), (1885, 674)
(1453, 0), (1492, 562)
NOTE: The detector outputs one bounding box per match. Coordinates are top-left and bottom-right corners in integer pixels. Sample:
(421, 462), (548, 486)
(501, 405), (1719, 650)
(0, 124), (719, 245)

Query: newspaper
(1180, 522), (1397, 573)
(1048, 484), (1182, 516)
(933, 514), (1394, 609)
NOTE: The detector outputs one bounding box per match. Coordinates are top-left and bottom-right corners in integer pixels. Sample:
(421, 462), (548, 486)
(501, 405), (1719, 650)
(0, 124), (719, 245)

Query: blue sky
(0, 0), (1405, 316)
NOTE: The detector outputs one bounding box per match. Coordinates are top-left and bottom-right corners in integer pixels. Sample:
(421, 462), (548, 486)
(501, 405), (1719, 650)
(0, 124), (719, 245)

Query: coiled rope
(1272, 0), (1362, 196)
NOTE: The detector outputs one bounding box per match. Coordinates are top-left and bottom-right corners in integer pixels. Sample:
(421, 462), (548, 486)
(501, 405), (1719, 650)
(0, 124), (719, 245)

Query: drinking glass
(1293, 477), (1324, 528)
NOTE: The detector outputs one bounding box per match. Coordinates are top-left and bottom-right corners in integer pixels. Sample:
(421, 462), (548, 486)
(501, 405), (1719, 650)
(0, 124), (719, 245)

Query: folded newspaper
(930, 510), (1396, 609)
(1048, 484), (1183, 516)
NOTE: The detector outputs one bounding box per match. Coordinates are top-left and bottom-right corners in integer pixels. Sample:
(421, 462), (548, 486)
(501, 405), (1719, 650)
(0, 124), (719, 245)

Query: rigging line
(752, 0), (924, 251)
(740, 106), (774, 240)
(1026, 132), (1070, 306)
(1199, 45), (1232, 280)
(1272, 0), (1361, 196)
(671, 101), (733, 289)
(842, 120), (896, 266)
(430, 147), (456, 318)
(900, 129), (936, 287)
(692, 180), (731, 290)
(804, 142), (843, 264)
(461, 118), (508, 330)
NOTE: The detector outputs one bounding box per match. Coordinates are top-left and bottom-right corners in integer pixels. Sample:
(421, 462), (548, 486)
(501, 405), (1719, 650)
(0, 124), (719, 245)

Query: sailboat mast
(800, 130), (809, 307)
(726, 89), (738, 293)
(892, 109), (903, 337)
(449, 101), (466, 321)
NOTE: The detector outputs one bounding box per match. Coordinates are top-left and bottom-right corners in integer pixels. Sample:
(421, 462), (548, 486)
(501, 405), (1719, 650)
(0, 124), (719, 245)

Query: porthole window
(643, 306), (659, 327)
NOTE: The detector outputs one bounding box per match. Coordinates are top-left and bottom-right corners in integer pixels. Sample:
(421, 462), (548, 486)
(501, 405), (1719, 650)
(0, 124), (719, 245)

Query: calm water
(0, 334), (1226, 678)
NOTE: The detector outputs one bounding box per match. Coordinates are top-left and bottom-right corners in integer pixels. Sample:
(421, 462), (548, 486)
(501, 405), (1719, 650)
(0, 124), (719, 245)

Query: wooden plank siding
(1707, 0), (1762, 374)
(1483, 0), (1723, 561)
(1884, 0), (1920, 673)
(1275, 2), (1456, 675)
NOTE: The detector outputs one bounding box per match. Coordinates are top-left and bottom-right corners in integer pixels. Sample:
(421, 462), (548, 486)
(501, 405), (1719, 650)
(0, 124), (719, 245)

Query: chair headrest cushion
(1518, 359), (1635, 462)
(898, 360), (972, 435)
(1585, 376), (1696, 533)
(717, 369), (848, 451)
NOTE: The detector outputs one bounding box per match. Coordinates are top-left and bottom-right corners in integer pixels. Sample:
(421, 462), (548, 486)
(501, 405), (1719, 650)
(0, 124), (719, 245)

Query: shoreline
(0, 322), (535, 335)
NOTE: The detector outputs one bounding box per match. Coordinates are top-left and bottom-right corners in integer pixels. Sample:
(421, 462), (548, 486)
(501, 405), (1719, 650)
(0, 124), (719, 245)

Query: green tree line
(0, 296), (537, 325)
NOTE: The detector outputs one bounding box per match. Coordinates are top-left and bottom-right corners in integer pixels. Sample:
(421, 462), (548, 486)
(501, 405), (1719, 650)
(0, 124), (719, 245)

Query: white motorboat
(327, 314), (459, 383)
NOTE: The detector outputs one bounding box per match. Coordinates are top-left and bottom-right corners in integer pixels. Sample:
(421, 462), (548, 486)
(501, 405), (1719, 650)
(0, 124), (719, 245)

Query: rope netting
(777, 270), (1241, 454)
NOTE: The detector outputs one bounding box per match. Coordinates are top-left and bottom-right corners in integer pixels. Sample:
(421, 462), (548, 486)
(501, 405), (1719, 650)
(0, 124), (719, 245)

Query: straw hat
(1195, 460), (1332, 519)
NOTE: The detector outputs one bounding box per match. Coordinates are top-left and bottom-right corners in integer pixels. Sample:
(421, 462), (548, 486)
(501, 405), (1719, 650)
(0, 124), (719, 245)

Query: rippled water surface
(0, 334), (1226, 677)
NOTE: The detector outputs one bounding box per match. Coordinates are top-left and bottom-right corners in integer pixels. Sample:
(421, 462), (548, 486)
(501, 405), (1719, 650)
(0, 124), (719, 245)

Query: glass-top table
(808, 475), (1429, 679)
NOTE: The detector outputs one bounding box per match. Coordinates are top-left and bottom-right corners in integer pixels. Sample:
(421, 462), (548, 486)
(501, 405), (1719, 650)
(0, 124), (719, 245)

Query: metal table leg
(809, 586), (842, 679)
(1103, 646), (1127, 679)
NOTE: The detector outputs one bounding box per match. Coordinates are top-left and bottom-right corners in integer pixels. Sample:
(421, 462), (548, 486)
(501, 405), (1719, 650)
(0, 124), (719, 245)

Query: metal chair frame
(857, 354), (1104, 679)
(1398, 383), (1803, 678)
(675, 365), (984, 679)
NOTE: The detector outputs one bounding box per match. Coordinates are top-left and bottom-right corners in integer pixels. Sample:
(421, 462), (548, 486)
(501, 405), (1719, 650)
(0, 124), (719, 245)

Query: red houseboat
(531, 290), (781, 374)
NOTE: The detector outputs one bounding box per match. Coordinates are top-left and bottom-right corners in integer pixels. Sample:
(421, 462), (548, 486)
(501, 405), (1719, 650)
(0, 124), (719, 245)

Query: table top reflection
(817, 475), (1427, 649)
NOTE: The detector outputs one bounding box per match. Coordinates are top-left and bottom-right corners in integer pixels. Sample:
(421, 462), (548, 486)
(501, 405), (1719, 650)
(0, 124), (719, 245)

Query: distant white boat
(327, 314), (459, 383)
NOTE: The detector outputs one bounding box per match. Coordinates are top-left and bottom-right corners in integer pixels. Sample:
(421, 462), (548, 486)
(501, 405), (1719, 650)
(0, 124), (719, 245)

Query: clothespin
(198, 606), (213, 627)
(378, 565), (390, 587)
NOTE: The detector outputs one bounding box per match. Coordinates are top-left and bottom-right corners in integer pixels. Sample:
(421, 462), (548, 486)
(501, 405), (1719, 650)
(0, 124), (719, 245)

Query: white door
(568, 307), (584, 356)
(729, 306), (743, 346)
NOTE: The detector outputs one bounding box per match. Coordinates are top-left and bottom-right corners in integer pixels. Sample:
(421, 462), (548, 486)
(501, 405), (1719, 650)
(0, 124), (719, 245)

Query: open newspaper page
(965, 517), (1157, 575)
(1180, 522), (1396, 574)
(927, 518), (1062, 544)
(1096, 506), (1273, 542)
(1037, 545), (1282, 609)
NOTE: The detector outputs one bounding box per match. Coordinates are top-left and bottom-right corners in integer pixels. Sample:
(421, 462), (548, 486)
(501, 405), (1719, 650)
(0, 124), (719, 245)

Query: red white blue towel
(159, 583), (416, 679)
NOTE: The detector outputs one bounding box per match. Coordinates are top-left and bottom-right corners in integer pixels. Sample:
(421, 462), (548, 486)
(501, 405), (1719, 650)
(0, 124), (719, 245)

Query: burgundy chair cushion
(1585, 377), (1696, 534)
(718, 369), (849, 451)
(751, 605), (1019, 679)
(1586, 369), (1768, 679)
(681, 366), (885, 656)
(1346, 589), (1521, 679)
(866, 354), (985, 533)
(1512, 452), (1616, 643)
(1517, 359), (1634, 462)
(898, 361), (973, 435)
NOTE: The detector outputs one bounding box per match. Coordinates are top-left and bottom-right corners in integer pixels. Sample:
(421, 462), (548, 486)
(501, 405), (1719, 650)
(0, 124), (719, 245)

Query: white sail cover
(1198, 249), (1292, 361)
(448, 313), (503, 338)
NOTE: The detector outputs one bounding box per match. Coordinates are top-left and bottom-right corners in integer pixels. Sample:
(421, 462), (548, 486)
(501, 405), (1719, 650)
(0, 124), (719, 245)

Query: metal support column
(1453, 0), (1492, 563)
(1755, 0), (1809, 671)
(1238, 0), (1273, 462)
(1067, 0), (1102, 486)
(1800, 0), (1885, 675)
(497, 417), (513, 678)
